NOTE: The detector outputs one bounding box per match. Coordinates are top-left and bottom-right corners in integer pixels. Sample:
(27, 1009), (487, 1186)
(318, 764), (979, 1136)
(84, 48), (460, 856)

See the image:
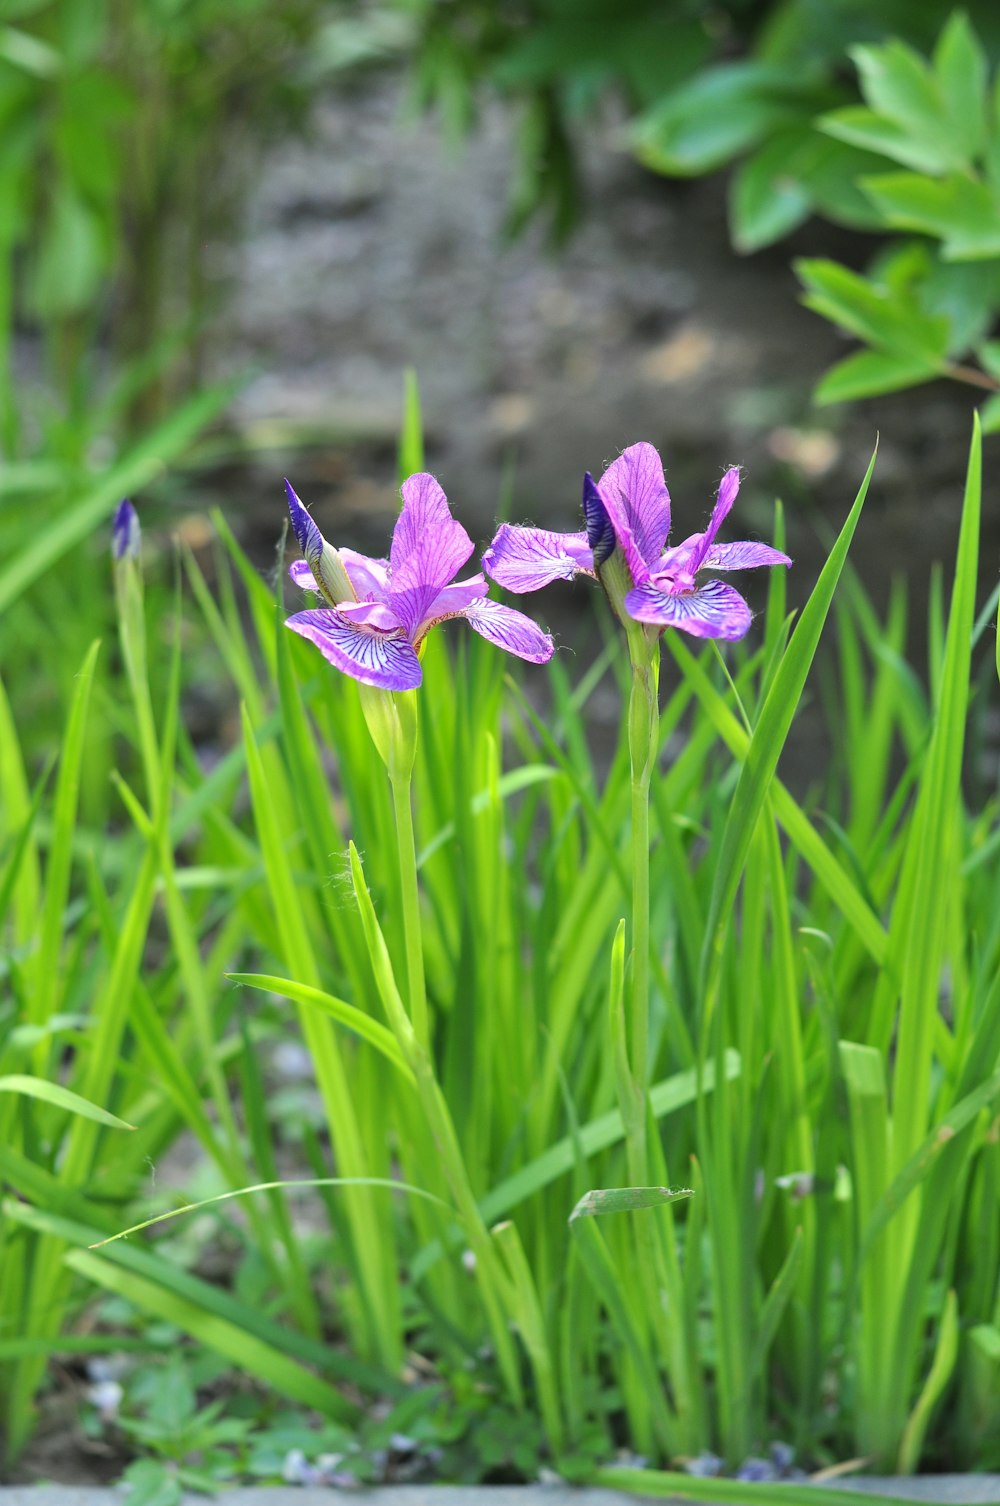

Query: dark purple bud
(111, 498), (140, 562)
(582, 472), (615, 566)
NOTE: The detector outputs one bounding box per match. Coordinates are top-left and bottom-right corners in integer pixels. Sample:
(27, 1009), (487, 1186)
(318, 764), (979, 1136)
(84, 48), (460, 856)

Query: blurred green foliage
(402, 0), (1000, 407)
(0, 0), (325, 454)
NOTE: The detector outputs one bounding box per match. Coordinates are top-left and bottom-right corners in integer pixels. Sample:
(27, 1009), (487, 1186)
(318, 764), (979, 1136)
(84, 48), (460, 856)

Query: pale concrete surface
(2, 1482), (1000, 1505)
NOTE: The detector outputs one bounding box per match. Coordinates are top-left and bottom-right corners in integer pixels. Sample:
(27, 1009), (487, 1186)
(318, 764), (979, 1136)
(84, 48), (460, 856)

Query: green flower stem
(390, 770), (429, 1051)
(625, 631), (660, 1180)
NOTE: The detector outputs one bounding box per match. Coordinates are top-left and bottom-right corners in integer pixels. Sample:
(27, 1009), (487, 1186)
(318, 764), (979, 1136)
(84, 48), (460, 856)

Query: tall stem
(391, 771), (429, 1050)
(625, 635), (659, 1181)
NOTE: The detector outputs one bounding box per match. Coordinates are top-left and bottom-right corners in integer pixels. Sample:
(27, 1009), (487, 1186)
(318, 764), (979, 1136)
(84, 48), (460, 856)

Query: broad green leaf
(820, 106), (956, 176)
(795, 257), (950, 360)
(729, 131), (812, 252)
(861, 172), (1000, 260)
(632, 63), (816, 177)
(933, 12), (988, 161)
(851, 38), (953, 157)
(814, 348), (941, 404)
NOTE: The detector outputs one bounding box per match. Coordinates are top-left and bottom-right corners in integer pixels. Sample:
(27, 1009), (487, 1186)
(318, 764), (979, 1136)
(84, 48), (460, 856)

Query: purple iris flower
(483, 442), (790, 641)
(111, 498), (140, 562)
(284, 473), (554, 691)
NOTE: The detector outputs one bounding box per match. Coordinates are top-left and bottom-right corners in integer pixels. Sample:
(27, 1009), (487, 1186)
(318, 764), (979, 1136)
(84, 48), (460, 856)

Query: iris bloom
(483, 442), (790, 640)
(284, 473), (553, 690)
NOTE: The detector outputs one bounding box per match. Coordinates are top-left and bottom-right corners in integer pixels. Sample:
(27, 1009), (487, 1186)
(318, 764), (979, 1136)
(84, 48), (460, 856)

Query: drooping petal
(597, 442), (671, 580)
(482, 524), (594, 593)
(458, 598), (555, 662)
(689, 467), (741, 572)
(421, 572), (489, 629)
(286, 609), (421, 690)
(335, 599), (402, 632)
(289, 559), (319, 592)
(624, 578), (753, 641)
(582, 472), (616, 566)
(340, 548), (389, 599)
(702, 540), (792, 571)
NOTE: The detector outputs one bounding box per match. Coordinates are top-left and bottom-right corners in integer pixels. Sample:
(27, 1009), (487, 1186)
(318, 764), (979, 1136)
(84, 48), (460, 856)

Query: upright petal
(689, 467), (741, 572)
(625, 578), (753, 641)
(390, 473), (474, 579)
(483, 524), (594, 593)
(459, 598), (555, 662)
(286, 609), (422, 690)
(597, 442), (671, 580)
(703, 540), (792, 571)
(387, 474), (475, 636)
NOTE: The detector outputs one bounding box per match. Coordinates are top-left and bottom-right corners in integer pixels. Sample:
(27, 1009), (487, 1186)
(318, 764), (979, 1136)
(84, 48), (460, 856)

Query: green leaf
(0, 1075), (133, 1129)
(795, 257), (950, 360)
(933, 11), (988, 162)
(569, 1185), (693, 1222)
(820, 106), (955, 176)
(398, 368), (424, 481)
(980, 393), (1000, 434)
(896, 1288), (959, 1472)
(729, 131), (813, 252)
(699, 448), (876, 994)
(851, 37), (955, 160)
(814, 348), (942, 405)
(227, 973), (415, 1083)
(861, 172), (1000, 260)
(631, 63), (817, 177)
(0, 380), (239, 614)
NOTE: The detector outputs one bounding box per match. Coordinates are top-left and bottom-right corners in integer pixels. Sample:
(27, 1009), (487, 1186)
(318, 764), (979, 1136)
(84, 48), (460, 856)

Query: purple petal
(289, 559), (319, 592)
(423, 572), (489, 626)
(111, 498), (140, 562)
(625, 578), (753, 640)
(286, 609), (421, 690)
(341, 548), (389, 599)
(458, 598), (554, 663)
(285, 479), (324, 564)
(582, 472), (616, 565)
(391, 473), (454, 571)
(703, 540), (792, 571)
(387, 474), (474, 636)
(596, 442), (671, 580)
(690, 466), (741, 571)
(482, 524), (594, 593)
(335, 599), (401, 632)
